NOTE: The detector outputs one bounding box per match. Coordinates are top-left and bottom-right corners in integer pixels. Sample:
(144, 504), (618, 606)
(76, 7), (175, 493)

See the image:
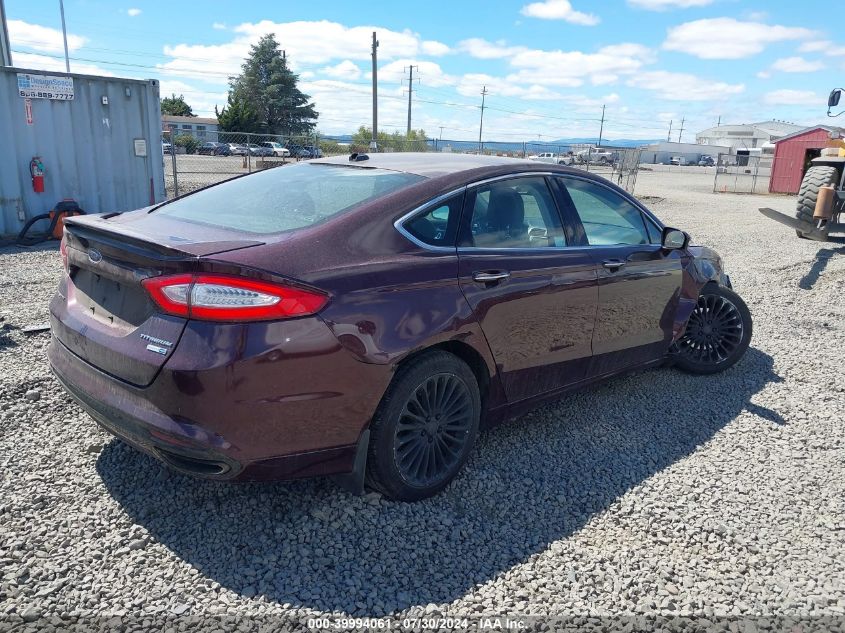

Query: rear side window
(156, 164), (424, 234)
(464, 176), (565, 248)
(403, 193), (464, 247)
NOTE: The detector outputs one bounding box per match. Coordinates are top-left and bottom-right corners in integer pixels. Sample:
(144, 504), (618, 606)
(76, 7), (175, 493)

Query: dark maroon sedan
(49, 153), (751, 501)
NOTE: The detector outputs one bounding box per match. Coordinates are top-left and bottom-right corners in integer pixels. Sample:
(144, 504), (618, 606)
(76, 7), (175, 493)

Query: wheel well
(396, 341), (491, 406)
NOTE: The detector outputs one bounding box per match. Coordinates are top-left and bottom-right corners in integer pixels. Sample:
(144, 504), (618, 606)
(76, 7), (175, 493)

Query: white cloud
(756, 71), (771, 79)
(9, 51), (112, 77)
(421, 40), (451, 56)
(627, 71), (744, 101)
(798, 40), (845, 56)
(8, 19), (86, 53)
(663, 18), (815, 59)
(506, 43), (655, 87)
(458, 38), (527, 59)
(159, 20), (452, 83)
(319, 60), (362, 80)
(627, 0), (712, 10)
(763, 89), (819, 106)
(127, 8), (141, 17)
(520, 0), (600, 25)
(158, 80), (228, 117)
(212, 22), (227, 30)
(381, 60), (457, 88)
(770, 56), (825, 73)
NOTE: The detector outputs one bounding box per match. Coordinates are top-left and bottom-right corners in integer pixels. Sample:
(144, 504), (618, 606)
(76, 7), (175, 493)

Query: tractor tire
(796, 165), (839, 224)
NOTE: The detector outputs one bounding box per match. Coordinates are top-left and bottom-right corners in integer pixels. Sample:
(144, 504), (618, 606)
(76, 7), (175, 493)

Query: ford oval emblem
(88, 249), (103, 264)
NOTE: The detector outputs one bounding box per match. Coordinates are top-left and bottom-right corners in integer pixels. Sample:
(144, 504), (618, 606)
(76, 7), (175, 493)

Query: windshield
(156, 163), (424, 234)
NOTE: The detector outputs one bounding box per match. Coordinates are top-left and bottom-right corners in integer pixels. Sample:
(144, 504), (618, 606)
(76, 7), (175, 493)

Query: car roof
(310, 152), (533, 178)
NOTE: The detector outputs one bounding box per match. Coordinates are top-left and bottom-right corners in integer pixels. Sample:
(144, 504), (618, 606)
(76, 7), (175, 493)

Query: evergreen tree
(215, 93), (260, 133)
(160, 93), (195, 117)
(228, 34), (318, 135)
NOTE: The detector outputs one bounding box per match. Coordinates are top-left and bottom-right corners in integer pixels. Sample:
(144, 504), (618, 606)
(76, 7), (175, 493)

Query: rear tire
(366, 351), (480, 502)
(796, 165), (839, 224)
(673, 285), (752, 375)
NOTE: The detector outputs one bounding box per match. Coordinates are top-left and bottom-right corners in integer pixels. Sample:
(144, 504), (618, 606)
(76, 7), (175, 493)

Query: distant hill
(320, 134), (661, 151)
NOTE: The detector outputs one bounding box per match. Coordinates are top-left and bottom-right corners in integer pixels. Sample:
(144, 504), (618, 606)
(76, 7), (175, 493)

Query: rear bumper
(48, 322), (387, 481)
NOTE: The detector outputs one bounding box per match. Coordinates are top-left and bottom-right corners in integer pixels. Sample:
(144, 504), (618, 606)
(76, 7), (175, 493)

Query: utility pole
(371, 31), (379, 151)
(405, 64), (417, 137)
(0, 0), (12, 67)
(597, 103), (606, 148)
(478, 85), (488, 154)
(439, 126), (444, 141)
(667, 120), (673, 142)
(716, 115), (721, 127)
(677, 116), (685, 143)
(59, 0), (70, 72)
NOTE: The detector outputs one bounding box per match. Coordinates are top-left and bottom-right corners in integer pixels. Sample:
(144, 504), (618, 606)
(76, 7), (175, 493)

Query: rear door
(457, 175), (598, 402)
(554, 175), (683, 376)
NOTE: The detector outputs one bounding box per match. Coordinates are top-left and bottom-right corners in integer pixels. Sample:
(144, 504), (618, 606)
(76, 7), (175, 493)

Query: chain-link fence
(713, 153), (774, 194)
(161, 128), (642, 197)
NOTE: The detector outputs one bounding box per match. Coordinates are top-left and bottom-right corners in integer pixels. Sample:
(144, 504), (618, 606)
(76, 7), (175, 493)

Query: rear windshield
(156, 163), (424, 234)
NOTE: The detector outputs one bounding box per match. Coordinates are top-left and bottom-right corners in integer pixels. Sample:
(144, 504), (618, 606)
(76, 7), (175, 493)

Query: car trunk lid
(53, 213), (264, 387)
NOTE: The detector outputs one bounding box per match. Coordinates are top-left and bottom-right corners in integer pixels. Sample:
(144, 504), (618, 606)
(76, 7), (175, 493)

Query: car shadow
(97, 347), (781, 615)
(798, 246), (845, 290)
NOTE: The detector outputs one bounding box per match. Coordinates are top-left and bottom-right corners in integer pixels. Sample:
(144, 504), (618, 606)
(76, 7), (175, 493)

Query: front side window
(463, 177), (565, 248)
(157, 163), (424, 234)
(560, 177), (651, 246)
(402, 193), (464, 247)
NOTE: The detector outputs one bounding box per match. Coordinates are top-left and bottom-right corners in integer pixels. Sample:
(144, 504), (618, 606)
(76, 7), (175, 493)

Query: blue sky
(6, 0), (843, 141)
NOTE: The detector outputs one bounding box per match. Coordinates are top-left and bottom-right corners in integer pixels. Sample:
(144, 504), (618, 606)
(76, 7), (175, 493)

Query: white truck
(528, 152), (572, 165)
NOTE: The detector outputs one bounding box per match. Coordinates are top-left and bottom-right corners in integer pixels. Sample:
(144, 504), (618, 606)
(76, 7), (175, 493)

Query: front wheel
(366, 351), (480, 501)
(672, 285), (752, 374)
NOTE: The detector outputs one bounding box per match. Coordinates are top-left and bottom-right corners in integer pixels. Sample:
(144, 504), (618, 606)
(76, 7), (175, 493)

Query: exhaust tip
(154, 448), (231, 477)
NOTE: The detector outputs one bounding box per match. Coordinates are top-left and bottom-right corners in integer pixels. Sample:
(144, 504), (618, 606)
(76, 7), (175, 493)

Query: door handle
(602, 259), (626, 271)
(473, 270), (511, 283)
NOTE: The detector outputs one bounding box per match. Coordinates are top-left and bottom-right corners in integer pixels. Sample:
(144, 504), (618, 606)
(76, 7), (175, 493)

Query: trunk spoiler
(64, 214), (265, 257)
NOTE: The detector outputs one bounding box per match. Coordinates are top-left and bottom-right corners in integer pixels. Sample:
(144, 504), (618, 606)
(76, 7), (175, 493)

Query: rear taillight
(59, 235), (68, 273)
(141, 274), (328, 322)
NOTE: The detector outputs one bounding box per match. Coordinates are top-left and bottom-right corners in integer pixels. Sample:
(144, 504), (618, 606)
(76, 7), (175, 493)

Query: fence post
(246, 133), (252, 173)
(169, 125), (179, 198)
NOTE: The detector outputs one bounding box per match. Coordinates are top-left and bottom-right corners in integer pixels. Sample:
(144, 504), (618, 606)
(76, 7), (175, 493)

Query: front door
(555, 175), (683, 376)
(457, 175), (598, 402)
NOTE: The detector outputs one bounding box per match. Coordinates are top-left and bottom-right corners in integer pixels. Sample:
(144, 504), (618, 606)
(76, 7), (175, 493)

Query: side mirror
(829, 89), (842, 108)
(662, 227), (688, 250)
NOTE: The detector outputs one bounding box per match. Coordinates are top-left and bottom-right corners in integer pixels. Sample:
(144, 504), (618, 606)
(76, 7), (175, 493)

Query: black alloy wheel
(366, 351), (480, 501)
(673, 285), (752, 374)
(393, 373), (473, 488)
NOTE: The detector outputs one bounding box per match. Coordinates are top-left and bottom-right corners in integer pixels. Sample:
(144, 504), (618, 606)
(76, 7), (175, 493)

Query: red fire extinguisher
(30, 157), (45, 193)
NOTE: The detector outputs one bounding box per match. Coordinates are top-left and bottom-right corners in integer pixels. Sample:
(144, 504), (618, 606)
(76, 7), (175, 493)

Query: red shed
(769, 126), (838, 194)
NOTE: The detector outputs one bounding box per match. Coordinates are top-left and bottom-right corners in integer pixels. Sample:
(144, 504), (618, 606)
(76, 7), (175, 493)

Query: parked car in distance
(670, 156), (688, 166)
(576, 148), (614, 165)
(260, 142), (291, 157)
(697, 155), (715, 167)
(49, 153), (752, 502)
(197, 142), (232, 156)
(162, 142), (173, 155)
(528, 152), (572, 165)
(303, 145), (323, 158)
(246, 143), (273, 157)
(228, 143), (248, 156)
(286, 144), (314, 159)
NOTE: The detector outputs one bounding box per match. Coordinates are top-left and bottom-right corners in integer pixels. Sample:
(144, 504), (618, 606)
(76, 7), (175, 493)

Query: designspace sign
(17, 73), (75, 100)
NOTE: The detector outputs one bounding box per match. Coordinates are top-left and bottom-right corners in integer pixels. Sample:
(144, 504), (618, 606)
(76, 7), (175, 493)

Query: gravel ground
(1, 170), (844, 632)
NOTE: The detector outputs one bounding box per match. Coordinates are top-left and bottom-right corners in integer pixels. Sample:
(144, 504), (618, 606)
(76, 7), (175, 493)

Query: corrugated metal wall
(0, 67), (165, 236)
(769, 128), (830, 194)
